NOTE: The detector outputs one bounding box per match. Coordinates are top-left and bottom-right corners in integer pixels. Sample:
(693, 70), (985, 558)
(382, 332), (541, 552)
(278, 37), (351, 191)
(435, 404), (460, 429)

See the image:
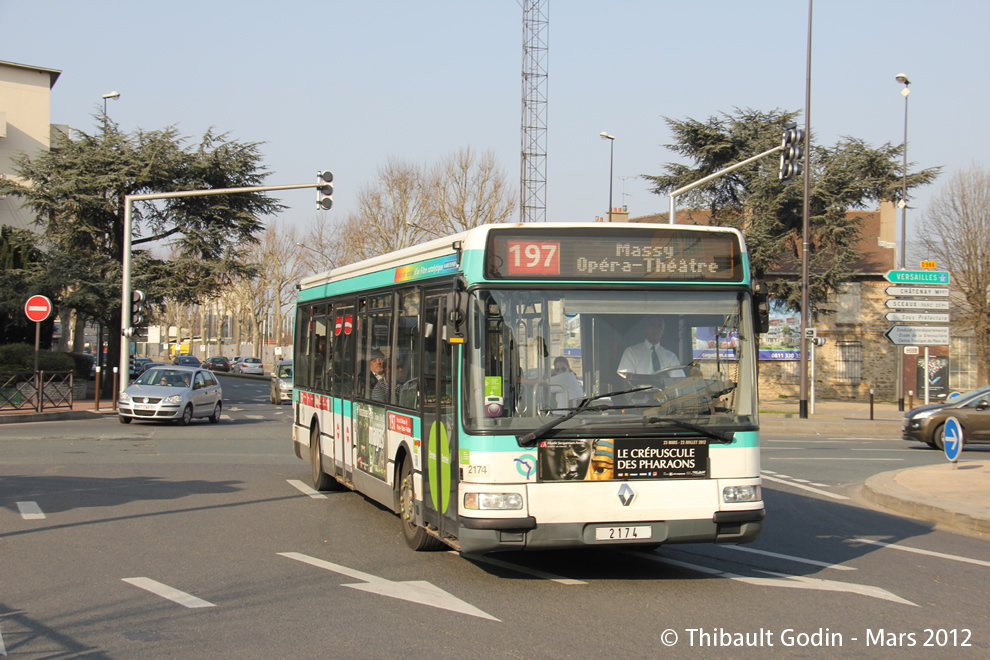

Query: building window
(950, 335), (977, 391)
(835, 283), (861, 325)
(835, 341), (862, 384)
(777, 360), (801, 384)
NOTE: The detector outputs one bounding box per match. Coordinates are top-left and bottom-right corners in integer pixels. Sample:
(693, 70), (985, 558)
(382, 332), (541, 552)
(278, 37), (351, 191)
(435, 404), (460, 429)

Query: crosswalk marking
(853, 538), (990, 568)
(724, 545), (857, 571)
(760, 473), (850, 500)
(122, 578), (215, 608)
(456, 552), (587, 585)
(16, 501), (45, 520)
(287, 479), (327, 499)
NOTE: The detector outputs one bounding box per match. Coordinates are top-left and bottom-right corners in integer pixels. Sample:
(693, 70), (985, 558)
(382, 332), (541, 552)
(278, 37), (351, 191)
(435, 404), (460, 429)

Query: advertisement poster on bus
(354, 403), (387, 479)
(538, 438), (708, 481)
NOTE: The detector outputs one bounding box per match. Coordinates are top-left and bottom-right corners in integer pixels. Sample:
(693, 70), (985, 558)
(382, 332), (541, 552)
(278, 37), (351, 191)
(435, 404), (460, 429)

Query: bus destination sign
(486, 227), (743, 282)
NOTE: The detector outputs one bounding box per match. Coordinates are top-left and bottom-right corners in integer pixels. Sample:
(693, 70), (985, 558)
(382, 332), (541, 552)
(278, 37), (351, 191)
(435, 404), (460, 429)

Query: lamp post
(895, 72), (911, 412)
(600, 132), (615, 221)
(101, 91), (120, 129)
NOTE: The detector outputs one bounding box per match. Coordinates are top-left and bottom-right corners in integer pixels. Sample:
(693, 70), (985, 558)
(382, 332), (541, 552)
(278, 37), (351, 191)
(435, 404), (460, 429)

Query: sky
(3, 0), (988, 256)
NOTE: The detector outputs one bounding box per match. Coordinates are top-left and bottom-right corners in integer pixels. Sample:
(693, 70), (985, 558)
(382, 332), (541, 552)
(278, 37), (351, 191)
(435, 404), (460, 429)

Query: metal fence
(0, 371), (74, 412)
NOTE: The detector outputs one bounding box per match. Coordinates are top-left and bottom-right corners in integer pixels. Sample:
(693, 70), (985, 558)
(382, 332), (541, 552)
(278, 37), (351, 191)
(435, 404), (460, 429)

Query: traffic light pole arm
(119, 181), (325, 392)
(668, 145), (783, 225)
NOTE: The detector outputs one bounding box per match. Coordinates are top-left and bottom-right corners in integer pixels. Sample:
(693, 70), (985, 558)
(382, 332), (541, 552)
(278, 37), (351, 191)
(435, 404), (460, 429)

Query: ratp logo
(514, 456), (536, 480)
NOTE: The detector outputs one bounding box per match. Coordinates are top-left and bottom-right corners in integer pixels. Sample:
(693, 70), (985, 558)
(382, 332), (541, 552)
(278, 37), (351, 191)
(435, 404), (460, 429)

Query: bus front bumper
(457, 509), (764, 555)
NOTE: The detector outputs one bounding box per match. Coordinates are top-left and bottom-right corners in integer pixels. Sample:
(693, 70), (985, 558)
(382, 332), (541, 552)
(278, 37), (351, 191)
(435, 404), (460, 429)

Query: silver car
(270, 360), (292, 404)
(236, 357), (264, 375)
(118, 366), (223, 425)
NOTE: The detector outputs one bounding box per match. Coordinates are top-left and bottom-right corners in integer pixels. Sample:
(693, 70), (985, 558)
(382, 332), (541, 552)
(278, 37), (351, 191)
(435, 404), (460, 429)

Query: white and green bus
(292, 223), (767, 553)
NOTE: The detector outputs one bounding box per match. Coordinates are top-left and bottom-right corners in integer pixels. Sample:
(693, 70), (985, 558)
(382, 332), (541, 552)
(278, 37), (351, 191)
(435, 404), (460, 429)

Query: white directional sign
(885, 312), (950, 323)
(884, 325), (950, 346)
(884, 298), (950, 310)
(884, 286), (950, 297)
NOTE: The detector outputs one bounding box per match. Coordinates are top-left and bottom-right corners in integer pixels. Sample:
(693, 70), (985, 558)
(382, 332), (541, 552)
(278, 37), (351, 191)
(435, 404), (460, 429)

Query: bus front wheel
(310, 423), (338, 491)
(398, 455), (443, 551)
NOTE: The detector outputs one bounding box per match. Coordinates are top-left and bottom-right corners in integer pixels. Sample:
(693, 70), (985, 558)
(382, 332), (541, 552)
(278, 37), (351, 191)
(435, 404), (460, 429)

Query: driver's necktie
(651, 346), (661, 371)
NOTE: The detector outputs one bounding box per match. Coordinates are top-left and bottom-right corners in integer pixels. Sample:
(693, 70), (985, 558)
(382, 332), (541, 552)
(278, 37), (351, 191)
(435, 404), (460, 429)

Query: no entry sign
(24, 295), (53, 323)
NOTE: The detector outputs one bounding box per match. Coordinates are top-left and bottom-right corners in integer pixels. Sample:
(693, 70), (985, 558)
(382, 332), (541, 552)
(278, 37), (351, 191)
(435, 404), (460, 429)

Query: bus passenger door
(421, 291), (459, 541)
(333, 303), (356, 483)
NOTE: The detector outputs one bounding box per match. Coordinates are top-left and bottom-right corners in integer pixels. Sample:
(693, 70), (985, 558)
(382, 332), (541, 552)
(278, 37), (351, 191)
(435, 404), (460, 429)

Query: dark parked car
(902, 385), (990, 449)
(173, 355), (202, 367)
(204, 356), (231, 372)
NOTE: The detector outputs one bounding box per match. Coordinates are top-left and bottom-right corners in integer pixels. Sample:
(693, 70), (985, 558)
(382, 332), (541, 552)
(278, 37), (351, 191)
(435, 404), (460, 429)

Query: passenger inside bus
(549, 356), (583, 406)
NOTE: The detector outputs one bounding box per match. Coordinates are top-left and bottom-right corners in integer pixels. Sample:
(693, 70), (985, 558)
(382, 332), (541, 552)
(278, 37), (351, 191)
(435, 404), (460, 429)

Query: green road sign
(884, 270), (950, 285)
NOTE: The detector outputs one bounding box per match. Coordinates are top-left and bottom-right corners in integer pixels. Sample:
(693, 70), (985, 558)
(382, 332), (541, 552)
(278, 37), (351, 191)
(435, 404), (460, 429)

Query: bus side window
(396, 289), (421, 409)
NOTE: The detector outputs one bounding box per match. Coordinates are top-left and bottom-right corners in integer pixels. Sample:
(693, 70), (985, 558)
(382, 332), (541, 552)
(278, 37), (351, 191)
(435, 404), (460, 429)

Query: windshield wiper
(645, 416), (735, 444)
(517, 386), (654, 447)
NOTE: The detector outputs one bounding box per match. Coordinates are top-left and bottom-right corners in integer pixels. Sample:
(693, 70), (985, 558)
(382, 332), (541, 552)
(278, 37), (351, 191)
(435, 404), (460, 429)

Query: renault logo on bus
(617, 483), (635, 506)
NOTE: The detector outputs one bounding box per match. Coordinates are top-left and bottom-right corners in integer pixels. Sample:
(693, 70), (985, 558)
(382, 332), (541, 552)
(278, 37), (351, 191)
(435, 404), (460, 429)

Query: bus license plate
(595, 526), (652, 541)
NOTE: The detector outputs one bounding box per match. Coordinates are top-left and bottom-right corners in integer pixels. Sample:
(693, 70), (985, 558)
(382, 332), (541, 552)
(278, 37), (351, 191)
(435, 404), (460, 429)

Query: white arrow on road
(278, 552), (499, 621)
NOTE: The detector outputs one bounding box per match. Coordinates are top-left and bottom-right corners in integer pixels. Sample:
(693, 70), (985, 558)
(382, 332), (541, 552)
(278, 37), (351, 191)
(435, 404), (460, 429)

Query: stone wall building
(625, 203), (945, 402)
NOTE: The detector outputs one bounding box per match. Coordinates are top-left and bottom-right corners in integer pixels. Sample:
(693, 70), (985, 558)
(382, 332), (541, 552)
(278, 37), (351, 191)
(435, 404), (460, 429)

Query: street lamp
(600, 132), (615, 222)
(895, 72), (911, 412)
(102, 91), (120, 130)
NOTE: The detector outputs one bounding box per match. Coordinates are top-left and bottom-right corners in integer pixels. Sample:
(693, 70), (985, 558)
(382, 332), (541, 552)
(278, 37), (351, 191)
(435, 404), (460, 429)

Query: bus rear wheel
(398, 455), (443, 551)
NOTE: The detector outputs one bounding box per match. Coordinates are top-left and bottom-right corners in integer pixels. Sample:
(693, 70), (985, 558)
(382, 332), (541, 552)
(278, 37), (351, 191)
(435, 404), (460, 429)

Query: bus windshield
(463, 288), (758, 433)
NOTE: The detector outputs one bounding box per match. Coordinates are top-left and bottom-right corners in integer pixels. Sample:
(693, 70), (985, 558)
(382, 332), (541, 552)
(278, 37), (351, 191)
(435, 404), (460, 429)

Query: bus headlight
(723, 485), (760, 503)
(463, 492), (523, 510)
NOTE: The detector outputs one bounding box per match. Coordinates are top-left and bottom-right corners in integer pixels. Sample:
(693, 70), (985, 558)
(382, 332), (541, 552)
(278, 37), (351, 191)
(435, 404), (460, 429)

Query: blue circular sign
(943, 416), (963, 462)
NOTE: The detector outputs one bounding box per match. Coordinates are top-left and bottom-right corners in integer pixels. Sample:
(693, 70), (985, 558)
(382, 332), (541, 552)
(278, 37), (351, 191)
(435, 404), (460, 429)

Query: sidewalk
(2, 394), (986, 538)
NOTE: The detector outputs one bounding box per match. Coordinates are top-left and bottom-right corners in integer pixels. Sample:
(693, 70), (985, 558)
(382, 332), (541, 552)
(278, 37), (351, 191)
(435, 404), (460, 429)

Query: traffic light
(778, 124), (804, 181)
(131, 290), (146, 327)
(317, 170), (333, 210)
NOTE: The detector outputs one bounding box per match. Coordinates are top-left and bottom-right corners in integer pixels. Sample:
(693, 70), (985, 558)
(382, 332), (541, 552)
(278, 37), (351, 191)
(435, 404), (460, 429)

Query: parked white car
(236, 357), (264, 375)
(118, 366), (222, 425)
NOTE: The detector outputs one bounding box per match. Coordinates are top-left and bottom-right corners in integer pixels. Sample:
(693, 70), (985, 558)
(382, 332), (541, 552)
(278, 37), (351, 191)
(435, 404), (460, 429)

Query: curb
(0, 409), (117, 425)
(861, 467), (990, 537)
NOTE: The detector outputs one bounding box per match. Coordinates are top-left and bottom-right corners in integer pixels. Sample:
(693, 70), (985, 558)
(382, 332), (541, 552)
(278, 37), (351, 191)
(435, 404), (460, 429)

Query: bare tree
(338, 158), (434, 261)
(427, 147), (516, 234)
(258, 219), (307, 345)
(298, 212), (346, 275)
(918, 165), (990, 385)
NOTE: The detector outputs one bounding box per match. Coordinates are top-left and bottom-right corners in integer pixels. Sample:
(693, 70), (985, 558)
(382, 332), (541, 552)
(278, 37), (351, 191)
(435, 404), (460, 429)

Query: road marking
(853, 538), (990, 568)
(767, 457), (904, 461)
(287, 480), (327, 499)
(457, 552), (587, 585)
(122, 578), (215, 608)
(631, 552), (917, 607)
(723, 545), (856, 571)
(16, 501), (45, 519)
(278, 552), (499, 621)
(0, 623), (6, 656)
(760, 473), (850, 500)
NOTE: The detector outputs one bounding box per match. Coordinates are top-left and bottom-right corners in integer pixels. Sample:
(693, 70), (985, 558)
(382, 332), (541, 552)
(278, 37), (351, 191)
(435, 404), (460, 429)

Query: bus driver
(617, 315), (679, 377)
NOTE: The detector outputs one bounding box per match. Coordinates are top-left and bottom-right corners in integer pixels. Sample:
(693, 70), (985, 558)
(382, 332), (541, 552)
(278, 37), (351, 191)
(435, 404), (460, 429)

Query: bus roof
(298, 222), (749, 293)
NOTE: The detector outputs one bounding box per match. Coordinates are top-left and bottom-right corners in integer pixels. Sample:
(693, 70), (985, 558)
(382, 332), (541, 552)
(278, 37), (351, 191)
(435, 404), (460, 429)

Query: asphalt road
(1, 377), (988, 658)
